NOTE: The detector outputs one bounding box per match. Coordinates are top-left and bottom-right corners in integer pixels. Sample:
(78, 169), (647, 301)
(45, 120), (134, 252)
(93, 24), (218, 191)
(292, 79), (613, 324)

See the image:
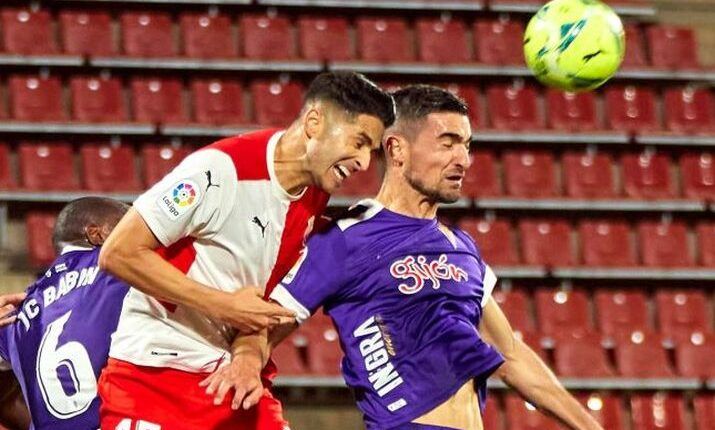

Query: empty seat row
(460, 217), (715, 267)
(0, 8), (700, 69)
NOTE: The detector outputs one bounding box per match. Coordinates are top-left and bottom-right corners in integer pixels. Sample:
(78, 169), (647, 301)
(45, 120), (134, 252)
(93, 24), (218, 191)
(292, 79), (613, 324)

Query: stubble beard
(404, 173), (459, 204)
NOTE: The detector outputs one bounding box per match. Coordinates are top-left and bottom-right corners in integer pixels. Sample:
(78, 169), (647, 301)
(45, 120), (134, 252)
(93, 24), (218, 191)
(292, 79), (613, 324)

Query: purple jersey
(271, 200), (504, 430)
(0, 247), (129, 430)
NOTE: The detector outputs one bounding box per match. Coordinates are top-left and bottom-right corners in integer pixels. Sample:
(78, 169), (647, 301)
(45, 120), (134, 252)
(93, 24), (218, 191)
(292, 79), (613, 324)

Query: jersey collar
(267, 130), (307, 202)
(60, 245), (94, 255)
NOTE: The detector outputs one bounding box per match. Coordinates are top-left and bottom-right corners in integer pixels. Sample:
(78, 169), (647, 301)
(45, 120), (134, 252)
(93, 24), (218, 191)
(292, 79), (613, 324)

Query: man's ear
(303, 102), (325, 140)
(384, 135), (407, 166)
(85, 224), (107, 246)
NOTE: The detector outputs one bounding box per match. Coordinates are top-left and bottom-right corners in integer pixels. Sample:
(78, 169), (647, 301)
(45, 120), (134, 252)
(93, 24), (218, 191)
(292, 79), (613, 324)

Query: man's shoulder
(334, 199), (384, 233)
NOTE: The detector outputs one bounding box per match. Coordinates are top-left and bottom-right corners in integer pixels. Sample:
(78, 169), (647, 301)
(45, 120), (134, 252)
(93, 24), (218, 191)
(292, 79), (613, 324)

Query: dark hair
(52, 197), (129, 252)
(391, 85), (468, 123)
(304, 72), (395, 128)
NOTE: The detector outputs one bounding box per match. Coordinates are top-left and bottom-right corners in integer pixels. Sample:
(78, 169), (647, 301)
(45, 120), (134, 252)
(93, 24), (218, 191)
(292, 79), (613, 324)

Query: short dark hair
(304, 72), (395, 128)
(391, 85), (468, 123)
(52, 197), (129, 252)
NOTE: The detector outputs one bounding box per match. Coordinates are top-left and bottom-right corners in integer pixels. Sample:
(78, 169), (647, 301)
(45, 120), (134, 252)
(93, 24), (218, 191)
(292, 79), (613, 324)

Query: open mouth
(333, 164), (351, 181)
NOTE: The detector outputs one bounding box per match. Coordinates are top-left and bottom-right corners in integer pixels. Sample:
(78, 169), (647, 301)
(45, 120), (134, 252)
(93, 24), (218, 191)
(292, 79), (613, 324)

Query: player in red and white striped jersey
(97, 72), (395, 430)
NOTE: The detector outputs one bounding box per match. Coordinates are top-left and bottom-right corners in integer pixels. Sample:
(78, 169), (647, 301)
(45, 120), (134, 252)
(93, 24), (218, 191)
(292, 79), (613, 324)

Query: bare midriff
(412, 380), (483, 430)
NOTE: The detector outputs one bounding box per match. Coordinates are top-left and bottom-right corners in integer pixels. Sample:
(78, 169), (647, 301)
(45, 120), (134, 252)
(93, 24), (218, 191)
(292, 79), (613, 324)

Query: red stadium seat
(131, 77), (186, 124)
(461, 150), (501, 198)
(487, 82), (543, 130)
(694, 394), (715, 430)
(622, 152), (674, 199)
(303, 314), (342, 375)
(503, 150), (557, 198)
(646, 25), (699, 69)
(697, 222), (715, 267)
(26, 212), (58, 268)
(180, 12), (235, 59)
(622, 24), (648, 68)
(70, 76), (126, 123)
(9, 75), (66, 122)
(534, 289), (591, 336)
(546, 90), (599, 132)
(563, 151), (616, 198)
(605, 86), (659, 133)
(615, 331), (674, 377)
(80, 143), (140, 192)
(554, 332), (613, 377)
(18, 142), (78, 190)
(579, 220), (636, 266)
(141, 144), (191, 187)
(1, 8), (57, 55)
(0, 143), (15, 189)
(656, 290), (711, 343)
(474, 18), (525, 65)
(271, 331), (309, 376)
(519, 219), (575, 266)
(680, 152), (715, 200)
(240, 13), (294, 60)
(505, 395), (560, 430)
(493, 289), (535, 334)
(121, 12), (175, 57)
(416, 17), (470, 64)
(334, 157), (383, 197)
(631, 393), (686, 430)
(298, 16), (352, 61)
(663, 86), (715, 133)
(60, 10), (115, 56)
(675, 333), (715, 378)
(595, 290), (650, 338)
(579, 393), (624, 430)
(356, 17), (413, 62)
(638, 220), (693, 267)
(191, 79), (245, 125)
(250, 79), (304, 127)
(458, 218), (518, 266)
(443, 84), (482, 129)
(482, 395), (501, 430)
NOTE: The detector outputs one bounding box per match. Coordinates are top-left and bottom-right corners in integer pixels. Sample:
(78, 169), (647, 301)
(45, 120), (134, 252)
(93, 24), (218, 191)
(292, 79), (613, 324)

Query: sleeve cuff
(481, 265), (497, 308)
(270, 284), (311, 324)
(133, 198), (173, 247)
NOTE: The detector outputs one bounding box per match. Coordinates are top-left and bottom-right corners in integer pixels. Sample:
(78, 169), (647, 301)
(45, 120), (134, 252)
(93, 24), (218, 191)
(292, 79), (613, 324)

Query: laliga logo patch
(390, 254), (468, 295)
(157, 179), (202, 220)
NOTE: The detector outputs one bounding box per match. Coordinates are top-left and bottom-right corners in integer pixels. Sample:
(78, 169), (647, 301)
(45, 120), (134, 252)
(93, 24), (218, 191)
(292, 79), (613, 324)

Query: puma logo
(252, 216), (269, 238)
(205, 170), (220, 191)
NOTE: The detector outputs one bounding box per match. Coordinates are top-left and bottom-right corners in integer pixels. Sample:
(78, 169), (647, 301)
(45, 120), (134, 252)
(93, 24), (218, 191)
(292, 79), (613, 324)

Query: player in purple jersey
(0, 197), (129, 430)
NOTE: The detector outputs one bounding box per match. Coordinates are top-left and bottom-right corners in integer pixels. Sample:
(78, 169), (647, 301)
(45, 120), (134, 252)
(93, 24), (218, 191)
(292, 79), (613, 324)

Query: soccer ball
(523, 0), (625, 91)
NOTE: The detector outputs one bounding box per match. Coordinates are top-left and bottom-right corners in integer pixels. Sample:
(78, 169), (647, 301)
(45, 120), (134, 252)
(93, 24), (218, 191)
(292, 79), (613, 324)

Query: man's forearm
(231, 330), (269, 368)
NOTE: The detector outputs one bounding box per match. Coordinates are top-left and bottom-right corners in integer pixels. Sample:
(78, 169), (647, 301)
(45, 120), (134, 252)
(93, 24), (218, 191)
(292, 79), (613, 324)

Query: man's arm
(0, 372), (30, 430)
(479, 298), (602, 430)
(99, 209), (294, 333)
(0, 294), (25, 329)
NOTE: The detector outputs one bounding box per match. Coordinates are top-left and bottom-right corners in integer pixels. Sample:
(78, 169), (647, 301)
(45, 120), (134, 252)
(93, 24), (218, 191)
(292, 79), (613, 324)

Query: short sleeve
(0, 328), (11, 371)
(269, 226), (347, 324)
(481, 264), (497, 308)
(133, 149), (237, 247)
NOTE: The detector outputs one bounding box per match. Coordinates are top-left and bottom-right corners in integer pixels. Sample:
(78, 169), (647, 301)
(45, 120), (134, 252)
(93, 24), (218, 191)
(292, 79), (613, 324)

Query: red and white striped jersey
(109, 129), (329, 373)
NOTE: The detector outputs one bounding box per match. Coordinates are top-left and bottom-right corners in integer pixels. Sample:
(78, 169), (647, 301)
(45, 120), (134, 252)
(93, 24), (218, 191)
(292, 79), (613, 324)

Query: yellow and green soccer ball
(523, 0), (625, 91)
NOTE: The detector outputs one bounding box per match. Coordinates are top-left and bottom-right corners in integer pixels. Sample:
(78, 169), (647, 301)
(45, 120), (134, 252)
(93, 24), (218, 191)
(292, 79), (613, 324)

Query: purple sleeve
(269, 226), (347, 324)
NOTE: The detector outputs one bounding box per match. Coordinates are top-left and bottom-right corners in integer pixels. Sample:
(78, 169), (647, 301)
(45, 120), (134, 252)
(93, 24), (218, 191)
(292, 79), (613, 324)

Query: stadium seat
(180, 12), (235, 59)
(696, 222), (715, 266)
(240, 13), (295, 60)
(1, 8), (57, 55)
(334, 157), (383, 196)
(303, 313), (342, 375)
(493, 289), (535, 334)
(534, 289), (591, 336)
(579, 393), (624, 429)
(26, 212), (58, 268)
(131, 77), (186, 124)
(121, 12), (175, 57)
(563, 151), (616, 198)
(298, 16), (352, 61)
(474, 18), (525, 65)
(482, 395), (501, 430)
(191, 79), (245, 125)
(504, 395), (560, 430)
(680, 152), (715, 200)
(80, 143), (140, 192)
(579, 220), (637, 266)
(554, 332), (614, 377)
(141, 144), (191, 187)
(271, 331), (309, 375)
(18, 142), (78, 190)
(443, 84), (482, 129)
(595, 290), (650, 338)
(615, 331), (674, 377)
(518, 219), (575, 266)
(631, 393), (687, 430)
(656, 290), (711, 343)
(60, 10), (115, 56)
(694, 394), (715, 430)
(250, 79), (304, 127)
(415, 17), (470, 64)
(502, 150), (557, 198)
(622, 152), (674, 199)
(663, 86), (715, 133)
(0, 143), (15, 189)
(458, 218), (518, 266)
(621, 24), (648, 68)
(546, 90), (599, 132)
(9, 75), (66, 122)
(605, 86), (659, 133)
(487, 82), (544, 130)
(675, 333), (715, 378)
(638, 220), (693, 267)
(646, 25), (699, 69)
(356, 17), (413, 62)
(70, 76), (126, 122)
(461, 150), (501, 197)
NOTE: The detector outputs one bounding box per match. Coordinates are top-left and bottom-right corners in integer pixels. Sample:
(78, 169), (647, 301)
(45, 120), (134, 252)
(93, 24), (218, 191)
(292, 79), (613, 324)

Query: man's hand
(0, 293), (25, 328)
(213, 287), (295, 333)
(199, 354), (264, 411)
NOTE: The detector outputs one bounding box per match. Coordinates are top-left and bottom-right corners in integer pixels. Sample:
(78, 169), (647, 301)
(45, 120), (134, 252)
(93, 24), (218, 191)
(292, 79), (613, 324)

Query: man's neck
(375, 175), (439, 220)
(273, 124), (312, 196)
